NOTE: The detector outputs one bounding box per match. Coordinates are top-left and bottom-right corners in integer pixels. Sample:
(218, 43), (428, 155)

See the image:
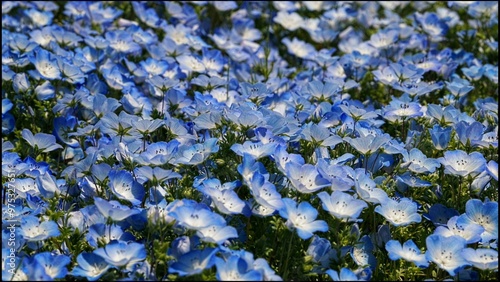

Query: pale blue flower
(279, 198), (329, 240)
(425, 234), (469, 276)
(375, 197), (421, 227)
(385, 239), (429, 267)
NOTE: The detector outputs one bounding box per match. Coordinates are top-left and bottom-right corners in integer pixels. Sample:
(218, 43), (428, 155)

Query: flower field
(1, 1), (498, 281)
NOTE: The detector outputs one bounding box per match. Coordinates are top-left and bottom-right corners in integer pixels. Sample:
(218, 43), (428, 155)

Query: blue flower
(433, 215), (485, 244)
(248, 172), (285, 211)
(93, 197), (141, 222)
(326, 267), (365, 281)
(20, 215), (60, 242)
(375, 197), (421, 227)
(86, 223), (135, 248)
(31, 252), (70, 279)
(173, 138), (219, 165)
(401, 148), (440, 173)
(214, 253), (263, 281)
(108, 170), (145, 206)
(415, 12), (449, 40)
(196, 224), (239, 245)
(70, 252), (112, 281)
(22, 129), (63, 153)
(383, 93), (423, 122)
(385, 239), (429, 267)
(94, 240), (147, 268)
(285, 162), (331, 194)
(196, 178), (249, 216)
(29, 48), (61, 80)
(344, 133), (391, 156)
(12, 73), (30, 94)
(351, 235), (377, 270)
(354, 169), (389, 205)
(429, 124), (453, 150)
(438, 150), (486, 177)
(461, 248), (498, 271)
(316, 158), (355, 191)
(306, 236), (337, 271)
(317, 190), (368, 222)
(53, 114), (80, 148)
(464, 199), (498, 245)
(279, 198), (329, 240)
(425, 234), (469, 276)
(170, 202), (226, 231)
(423, 203), (459, 227)
(231, 140), (277, 160)
(168, 247), (218, 277)
(105, 30), (142, 54)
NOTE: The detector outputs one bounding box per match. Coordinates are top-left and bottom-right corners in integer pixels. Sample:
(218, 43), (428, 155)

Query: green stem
(282, 231), (295, 281)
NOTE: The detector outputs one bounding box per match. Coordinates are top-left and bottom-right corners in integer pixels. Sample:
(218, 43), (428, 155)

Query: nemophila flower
(237, 153), (269, 185)
(396, 172), (432, 190)
(433, 215), (485, 244)
(34, 80), (56, 101)
(415, 12), (449, 41)
(300, 122), (343, 149)
(339, 103), (380, 124)
(35, 172), (65, 198)
(9, 177), (39, 198)
(385, 239), (429, 268)
(486, 160), (498, 180)
(344, 133), (392, 156)
(231, 140), (277, 160)
(429, 124), (453, 150)
(29, 48), (61, 80)
(105, 30), (141, 55)
(306, 236), (338, 271)
(316, 159), (355, 192)
(24, 8), (53, 27)
(57, 58), (86, 84)
(285, 162), (331, 194)
(93, 197), (141, 222)
(22, 128), (63, 153)
(282, 37), (317, 60)
(94, 240), (147, 268)
(401, 148), (440, 174)
(326, 267), (368, 281)
(354, 169), (389, 205)
(375, 197), (421, 227)
(454, 120), (484, 148)
(248, 172), (284, 211)
(173, 138), (219, 165)
(438, 150), (486, 177)
(351, 235), (377, 270)
(317, 190), (368, 222)
(196, 180), (249, 216)
(279, 198), (328, 240)
(108, 169), (145, 206)
(86, 223), (135, 248)
(70, 252), (112, 281)
(196, 224), (239, 245)
(30, 252), (70, 280)
(383, 93), (423, 122)
(170, 202), (226, 231)
(273, 144), (305, 175)
(20, 215), (60, 242)
(169, 247), (218, 277)
(425, 234), (469, 276)
(139, 140), (181, 165)
(461, 248), (498, 271)
(464, 199), (498, 244)
(53, 115), (79, 148)
(214, 253), (263, 281)
(12, 72), (31, 94)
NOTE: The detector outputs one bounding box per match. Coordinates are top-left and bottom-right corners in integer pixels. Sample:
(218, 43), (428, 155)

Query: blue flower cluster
(2, 1), (498, 281)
